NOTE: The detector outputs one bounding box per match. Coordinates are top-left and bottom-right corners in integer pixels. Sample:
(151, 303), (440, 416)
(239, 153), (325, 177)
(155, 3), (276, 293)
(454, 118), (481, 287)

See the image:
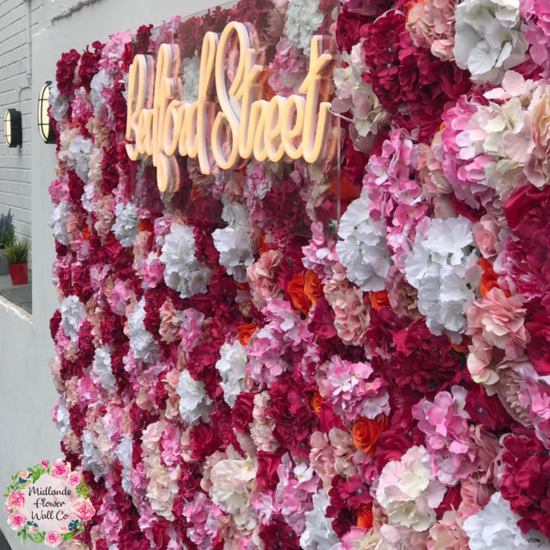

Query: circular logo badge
(4, 459), (95, 547)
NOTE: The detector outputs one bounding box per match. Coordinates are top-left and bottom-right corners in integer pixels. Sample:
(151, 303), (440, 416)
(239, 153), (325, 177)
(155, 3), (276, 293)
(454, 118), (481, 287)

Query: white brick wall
(0, 0), (48, 243)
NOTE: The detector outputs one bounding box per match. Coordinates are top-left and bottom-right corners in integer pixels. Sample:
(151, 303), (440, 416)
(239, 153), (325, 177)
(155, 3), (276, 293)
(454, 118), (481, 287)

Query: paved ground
(0, 271), (32, 313)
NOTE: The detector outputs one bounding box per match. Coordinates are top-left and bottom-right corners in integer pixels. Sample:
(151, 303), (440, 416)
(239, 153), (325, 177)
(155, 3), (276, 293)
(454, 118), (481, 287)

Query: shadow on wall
(0, 528), (12, 550)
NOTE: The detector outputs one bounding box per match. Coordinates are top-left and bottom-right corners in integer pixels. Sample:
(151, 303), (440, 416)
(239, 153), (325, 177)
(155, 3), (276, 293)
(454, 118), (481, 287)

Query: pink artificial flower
(7, 511), (27, 531)
(41, 460), (49, 469)
(6, 491), (25, 510)
(473, 215), (500, 260)
(467, 288), (530, 385)
(72, 498), (96, 521)
(4, 508), (10, 515)
(44, 531), (62, 547)
(50, 459), (71, 479)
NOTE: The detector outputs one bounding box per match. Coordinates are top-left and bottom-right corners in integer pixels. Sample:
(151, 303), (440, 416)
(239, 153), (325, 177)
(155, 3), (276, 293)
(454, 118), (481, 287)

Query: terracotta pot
(8, 262), (28, 286)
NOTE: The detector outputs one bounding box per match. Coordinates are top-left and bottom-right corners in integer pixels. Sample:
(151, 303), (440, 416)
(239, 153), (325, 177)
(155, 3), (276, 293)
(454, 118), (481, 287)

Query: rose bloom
(72, 498), (95, 521)
(288, 273), (312, 315)
(45, 530), (62, 547)
(304, 270), (322, 306)
(473, 216), (500, 260)
(7, 491), (25, 510)
(50, 458), (71, 479)
(352, 416), (389, 454)
(41, 460), (49, 468)
(238, 322), (258, 345)
(68, 471), (81, 486)
(8, 511), (27, 531)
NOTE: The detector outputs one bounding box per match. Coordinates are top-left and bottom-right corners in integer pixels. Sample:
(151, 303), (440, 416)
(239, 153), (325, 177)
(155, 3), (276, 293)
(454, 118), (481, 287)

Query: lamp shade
(3, 109), (22, 148)
(38, 82), (56, 144)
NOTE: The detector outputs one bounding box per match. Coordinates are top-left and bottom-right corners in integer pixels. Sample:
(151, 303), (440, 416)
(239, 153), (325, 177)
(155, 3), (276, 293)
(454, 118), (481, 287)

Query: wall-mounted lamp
(38, 81), (56, 144)
(3, 109), (22, 148)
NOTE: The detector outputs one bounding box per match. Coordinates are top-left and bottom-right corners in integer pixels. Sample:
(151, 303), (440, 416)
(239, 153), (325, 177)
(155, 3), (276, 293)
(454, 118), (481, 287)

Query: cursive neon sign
(125, 22), (336, 192)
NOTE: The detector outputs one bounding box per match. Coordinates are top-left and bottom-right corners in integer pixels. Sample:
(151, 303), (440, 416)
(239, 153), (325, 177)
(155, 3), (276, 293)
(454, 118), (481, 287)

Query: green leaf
(62, 532), (75, 542)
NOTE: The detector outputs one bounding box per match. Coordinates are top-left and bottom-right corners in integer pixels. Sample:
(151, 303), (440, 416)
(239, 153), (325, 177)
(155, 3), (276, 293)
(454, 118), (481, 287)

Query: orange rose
(352, 416), (389, 454)
(450, 335), (470, 354)
(478, 258), (500, 298)
(288, 274), (312, 315)
(357, 504), (373, 529)
(311, 394), (325, 415)
(304, 270), (322, 306)
(369, 290), (389, 311)
(82, 225), (91, 241)
(238, 323), (258, 346)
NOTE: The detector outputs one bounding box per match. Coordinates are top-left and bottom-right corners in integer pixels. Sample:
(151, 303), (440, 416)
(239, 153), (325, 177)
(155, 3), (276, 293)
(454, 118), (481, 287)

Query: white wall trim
(0, 294), (32, 323)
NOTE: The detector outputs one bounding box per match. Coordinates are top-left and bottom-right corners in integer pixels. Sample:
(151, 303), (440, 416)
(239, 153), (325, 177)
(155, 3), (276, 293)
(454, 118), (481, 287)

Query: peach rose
(473, 216), (499, 260)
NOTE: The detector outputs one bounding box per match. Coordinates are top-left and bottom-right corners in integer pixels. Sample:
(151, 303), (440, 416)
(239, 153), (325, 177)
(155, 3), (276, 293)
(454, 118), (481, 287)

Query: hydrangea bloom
(112, 201), (139, 247)
(454, 0), (528, 83)
(319, 356), (390, 423)
(336, 190), (392, 292)
(464, 492), (550, 549)
(176, 370), (212, 425)
(285, 0), (325, 53)
(404, 216), (480, 341)
(412, 386), (477, 486)
(215, 340), (248, 407)
(376, 445), (447, 532)
(160, 222), (212, 298)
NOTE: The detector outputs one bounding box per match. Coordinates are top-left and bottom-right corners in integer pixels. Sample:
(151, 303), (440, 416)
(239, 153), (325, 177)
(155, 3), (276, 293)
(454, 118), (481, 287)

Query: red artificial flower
(231, 392), (255, 433)
(526, 311), (550, 375)
(56, 49), (81, 95)
(501, 432), (550, 538)
(288, 273), (312, 315)
(360, 10), (470, 140)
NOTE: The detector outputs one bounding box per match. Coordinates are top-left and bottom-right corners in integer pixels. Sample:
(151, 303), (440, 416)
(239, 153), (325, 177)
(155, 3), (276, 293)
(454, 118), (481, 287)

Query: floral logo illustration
(3, 459), (94, 547)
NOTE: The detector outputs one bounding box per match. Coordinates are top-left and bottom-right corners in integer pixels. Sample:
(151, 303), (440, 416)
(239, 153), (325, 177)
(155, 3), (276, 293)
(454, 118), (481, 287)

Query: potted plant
(0, 210), (15, 276)
(5, 240), (29, 286)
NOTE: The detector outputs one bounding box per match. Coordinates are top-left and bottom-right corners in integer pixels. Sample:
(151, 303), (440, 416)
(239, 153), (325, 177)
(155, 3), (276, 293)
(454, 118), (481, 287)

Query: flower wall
(48, 0), (550, 547)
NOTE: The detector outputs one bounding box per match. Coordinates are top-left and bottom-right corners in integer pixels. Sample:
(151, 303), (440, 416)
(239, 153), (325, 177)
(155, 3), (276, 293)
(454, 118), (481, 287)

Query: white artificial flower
(181, 56), (201, 103)
(215, 340), (248, 407)
(176, 370), (212, 425)
(464, 492), (550, 549)
(160, 222), (212, 298)
(376, 445), (447, 532)
(454, 0), (528, 84)
(90, 69), (115, 119)
(209, 456), (258, 530)
(333, 44), (389, 138)
(60, 295), (87, 341)
(115, 435), (133, 495)
(336, 190), (392, 292)
(285, 0), (325, 54)
(68, 135), (94, 183)
(128, 297), (159, 364)
(112, 201), (139, 247)
(48, 80), (69, 122)
(49, 200), (71, 246)
(81, 430), (104, 481)
(404, 217), (480, 341)
(92, 346), (116, 392)
(300, 490), (340, 549)
(213, 201), (256, 283)
(55, 397), (71, 439)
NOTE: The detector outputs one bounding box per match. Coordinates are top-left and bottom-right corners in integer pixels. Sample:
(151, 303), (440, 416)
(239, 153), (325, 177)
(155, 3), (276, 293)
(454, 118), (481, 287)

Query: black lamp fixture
(3, 109), (22, 148)
(38, 81), (56, 144)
